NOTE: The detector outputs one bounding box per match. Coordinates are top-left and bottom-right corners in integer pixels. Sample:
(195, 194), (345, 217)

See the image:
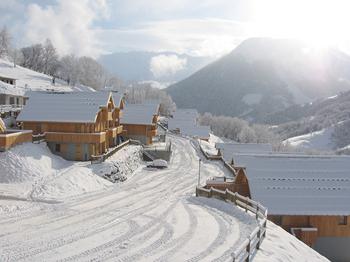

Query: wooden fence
(196, 186), (267, 262)
(199, 143), (237, 176)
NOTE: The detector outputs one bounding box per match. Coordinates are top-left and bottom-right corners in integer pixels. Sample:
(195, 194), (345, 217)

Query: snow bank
(0, 143), (142, 202)
(255, 221), (329, 261)
(92, 145), (142, 183)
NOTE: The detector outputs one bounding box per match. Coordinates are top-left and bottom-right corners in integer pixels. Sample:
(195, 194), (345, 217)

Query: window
(16, 98), (19, 105)
(9, 97), (15, 104)
(55, 144), (61, 152)
(338, 216), (347, 225)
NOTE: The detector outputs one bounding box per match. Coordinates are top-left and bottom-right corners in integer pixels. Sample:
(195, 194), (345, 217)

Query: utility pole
(198, 158), (201, 186)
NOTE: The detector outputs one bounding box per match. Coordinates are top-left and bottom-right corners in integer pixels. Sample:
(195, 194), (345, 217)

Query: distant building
(168, 108), (210, 140)
(120, 103), (159, 145)
(17, 91), (124, 161)
(0, 75), (16, 86)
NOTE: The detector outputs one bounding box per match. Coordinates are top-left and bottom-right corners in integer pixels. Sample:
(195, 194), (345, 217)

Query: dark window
(338, 216), (347, 225)
(55, 144), (61, 152)
(9, 97), (15, 104)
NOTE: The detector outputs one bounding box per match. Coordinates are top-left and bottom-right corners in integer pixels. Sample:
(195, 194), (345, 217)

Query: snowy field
(0, 135), (328, 261)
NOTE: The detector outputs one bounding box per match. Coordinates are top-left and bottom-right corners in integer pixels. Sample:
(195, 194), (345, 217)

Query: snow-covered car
(147, 159), (168, 169)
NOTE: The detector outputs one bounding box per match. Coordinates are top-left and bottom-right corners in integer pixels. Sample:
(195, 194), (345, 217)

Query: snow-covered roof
(111, 92), (123, 108)
(121, 103), (159, 125)
(172, 108), (198, 121)
(216, 143), (272, 162)
(233, 153), (350, 215)
(17, 91), (112, 123)
(181, 125), (211, 138)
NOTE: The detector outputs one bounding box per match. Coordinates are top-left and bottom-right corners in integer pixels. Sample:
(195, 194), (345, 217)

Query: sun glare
(253, 0), (350, 49)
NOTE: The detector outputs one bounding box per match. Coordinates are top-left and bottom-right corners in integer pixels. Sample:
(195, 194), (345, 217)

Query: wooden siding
(0, 130), (32, 150)
(46, 132), (106, 144)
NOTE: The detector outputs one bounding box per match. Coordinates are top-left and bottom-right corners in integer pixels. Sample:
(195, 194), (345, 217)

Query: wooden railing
(196, 186), (267, 262)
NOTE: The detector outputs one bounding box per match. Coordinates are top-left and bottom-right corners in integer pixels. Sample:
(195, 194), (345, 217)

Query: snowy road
(0, 136), (257, 262)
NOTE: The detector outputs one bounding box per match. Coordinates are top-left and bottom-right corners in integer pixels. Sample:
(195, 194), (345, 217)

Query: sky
(1, 0), (350, 59)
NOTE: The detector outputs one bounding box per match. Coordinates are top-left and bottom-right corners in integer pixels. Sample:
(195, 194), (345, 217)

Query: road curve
(0, 135), (257, 262)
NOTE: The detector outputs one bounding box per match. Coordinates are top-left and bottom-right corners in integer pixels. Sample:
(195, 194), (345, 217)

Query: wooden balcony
(0, 130), (32, 151)
(45, 131), (106, 144)
(291, 227), (318, 247)
(108, 125), (123, 137)
(108, 112), (113, 121)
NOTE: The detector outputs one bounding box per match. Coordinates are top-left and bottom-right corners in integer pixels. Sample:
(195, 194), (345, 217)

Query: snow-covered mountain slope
(0, 59), (93, 95)
(167, 38), (350, 121)
(284, 126), (335, 152)
(0, 135), (327, 261)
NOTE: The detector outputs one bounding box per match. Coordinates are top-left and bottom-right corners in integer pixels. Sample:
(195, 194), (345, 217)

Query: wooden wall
(0, 131), (32, 150)
(268, 215), (350, 238)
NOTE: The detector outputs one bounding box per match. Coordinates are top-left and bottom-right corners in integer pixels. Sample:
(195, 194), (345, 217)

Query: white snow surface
(284, 127), (335, 151)
(0, 58), (93, 96)
(0, 135), (326, 261)
(0, 142), (142, 201)
(255, 221), (328, 262)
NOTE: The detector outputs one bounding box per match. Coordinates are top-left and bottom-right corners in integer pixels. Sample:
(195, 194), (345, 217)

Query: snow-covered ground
(0, 58), (93, 95)
(0, 135), (327, 261)
(0, 142), (142, 203)
(284, 127), (335, 152)
(256, 221), (328, 261)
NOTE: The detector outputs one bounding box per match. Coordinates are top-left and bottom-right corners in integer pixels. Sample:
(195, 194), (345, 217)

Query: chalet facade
(120, 103), (159, 145)
(222, 153), (350, 261)
(17, 92), (124, 161)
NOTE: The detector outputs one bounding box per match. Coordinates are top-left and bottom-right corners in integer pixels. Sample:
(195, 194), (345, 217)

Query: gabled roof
(17, 91), (112, 123)
(233, 153), (350, 216)
(121, 103), (159, 125)
(216, 143), (272, 162)
(182, 125), (211, 138)
(111, 92), (123, 108)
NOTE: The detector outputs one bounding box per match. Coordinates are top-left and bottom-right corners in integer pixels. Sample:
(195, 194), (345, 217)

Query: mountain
(99, 51), (213, 83)
(167, 38), (350, 121)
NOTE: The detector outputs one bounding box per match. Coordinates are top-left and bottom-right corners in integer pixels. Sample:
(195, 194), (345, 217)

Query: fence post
(256, 204), (259, 220)
(245, 197), (248, 213)
(195, 187), (198, 197)
(257, 227), (261, 249)
(246, 238), (251, 262)
(209, 188), (212, 198)
(233, 192), (237, 205)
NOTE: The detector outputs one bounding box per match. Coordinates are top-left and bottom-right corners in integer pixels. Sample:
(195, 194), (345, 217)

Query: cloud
(150, 54), (187, 78)
(24, 0), (109, 58)
(97, 18), (251, 57)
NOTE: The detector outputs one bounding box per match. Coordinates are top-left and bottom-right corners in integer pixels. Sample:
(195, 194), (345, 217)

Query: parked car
(147, 159), (168, 169)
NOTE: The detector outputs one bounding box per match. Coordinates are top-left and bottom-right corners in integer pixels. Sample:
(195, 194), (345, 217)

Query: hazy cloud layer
(24, 0), (109, 57)
(150, 55), (187, 78)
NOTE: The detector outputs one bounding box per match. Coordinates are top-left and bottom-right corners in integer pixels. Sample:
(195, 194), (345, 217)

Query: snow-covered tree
(0, 26), (11, 58)
(42, 39), (59, 75)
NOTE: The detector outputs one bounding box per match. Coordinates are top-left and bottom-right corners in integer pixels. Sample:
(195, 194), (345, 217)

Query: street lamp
(198, 158), (201, 186)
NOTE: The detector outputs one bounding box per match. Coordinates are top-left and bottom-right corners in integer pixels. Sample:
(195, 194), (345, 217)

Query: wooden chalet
(120, 103), (159, 145)
(220, 153), (350, 261)
(16, 91), (124, 161)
